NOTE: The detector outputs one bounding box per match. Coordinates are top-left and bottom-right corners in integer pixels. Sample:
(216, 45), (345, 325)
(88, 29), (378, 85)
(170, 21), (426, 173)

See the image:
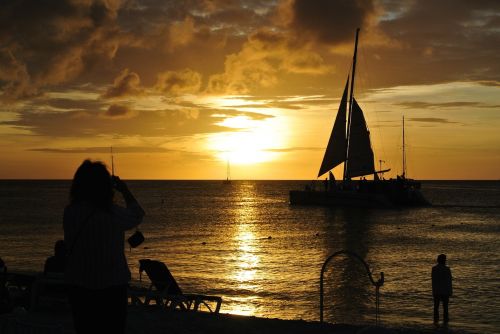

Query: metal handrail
(320, 250), (384, 324)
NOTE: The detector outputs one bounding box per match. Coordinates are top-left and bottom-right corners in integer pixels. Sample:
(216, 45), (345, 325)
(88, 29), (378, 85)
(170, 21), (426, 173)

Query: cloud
(375, 0), (500, 86)
(206, 29), (332, 94)
(281, 0), (377, 45)
(168, 16), (196, 51)
(103, 104), (135, 119)
(281, 51), (333, 75)
(408, 117), (459, 124)
(102, 69), (143, 98)
(267, 146), (322, 152)
(0, 0), (126, 99)
(28, 146), (173, 153)
(477, 80), (500, 87)
(395, 101), (481, 109)
(211, 110), (274, 121)
(1, 105), (272, 138)
(206, 31), (279, 94)
(0, 49), (40, 101)
(155, 68), (202, 95)
(45, 97), (105, 111)
(225, 102), (304, 110)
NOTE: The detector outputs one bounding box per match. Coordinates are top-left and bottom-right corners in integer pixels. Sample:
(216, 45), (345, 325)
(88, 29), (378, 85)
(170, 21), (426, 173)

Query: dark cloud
(374, 0), (500, 86)
(103, 69), (143, 98)
(395, 102), (481, 109)
(286, 0), (376, 45)
(477, 80), (500, 87)
(0, 0), (498, 102)
(0, 0), (125, 99)
(28, 146), (173, 153)
(104, 104), (134, 118)
(1, 106), (273, 138)
(408, 117), (459, 124)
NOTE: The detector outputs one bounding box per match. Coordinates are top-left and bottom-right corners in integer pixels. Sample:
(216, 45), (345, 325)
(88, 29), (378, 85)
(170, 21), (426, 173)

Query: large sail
(317, 79), (349, 177)
(346, 98), (375, 178)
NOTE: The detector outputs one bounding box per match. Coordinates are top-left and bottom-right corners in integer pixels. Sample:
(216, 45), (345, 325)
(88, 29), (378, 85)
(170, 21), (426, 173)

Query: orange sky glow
(0, 0), (499, 180)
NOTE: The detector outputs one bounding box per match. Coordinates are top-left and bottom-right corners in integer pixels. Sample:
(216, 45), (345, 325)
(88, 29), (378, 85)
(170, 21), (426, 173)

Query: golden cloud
(102, 68), (143, 98)
(206, 28), (332, 94)
(155, 68), (202, 95)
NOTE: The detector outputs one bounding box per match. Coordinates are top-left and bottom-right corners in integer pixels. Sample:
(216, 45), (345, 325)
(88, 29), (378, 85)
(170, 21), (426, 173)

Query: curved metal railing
(319, 250), (384, 324)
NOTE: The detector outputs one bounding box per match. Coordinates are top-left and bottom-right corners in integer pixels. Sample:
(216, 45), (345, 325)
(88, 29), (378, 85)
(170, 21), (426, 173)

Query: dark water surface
(0, 180), (499, 333)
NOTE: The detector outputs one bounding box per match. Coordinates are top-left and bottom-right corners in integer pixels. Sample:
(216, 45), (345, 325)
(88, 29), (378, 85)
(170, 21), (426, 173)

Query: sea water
(0, 180), (499, 333)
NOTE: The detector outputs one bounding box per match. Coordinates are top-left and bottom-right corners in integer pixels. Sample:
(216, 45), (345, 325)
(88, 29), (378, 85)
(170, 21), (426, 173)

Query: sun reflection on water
(234, 228), (259, 284)
(225, 183), (262, 316)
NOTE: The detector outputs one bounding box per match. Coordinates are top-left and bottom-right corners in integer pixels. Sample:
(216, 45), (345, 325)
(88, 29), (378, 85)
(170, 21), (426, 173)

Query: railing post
(319, 250), (384, 324)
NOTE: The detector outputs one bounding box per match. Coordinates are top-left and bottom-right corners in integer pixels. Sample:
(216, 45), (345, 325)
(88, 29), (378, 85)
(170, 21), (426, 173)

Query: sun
(206, 112), (285, 165)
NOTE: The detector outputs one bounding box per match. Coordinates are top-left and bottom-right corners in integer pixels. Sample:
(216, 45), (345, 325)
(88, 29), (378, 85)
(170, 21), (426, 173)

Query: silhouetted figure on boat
(64, 160), (145, 334)
(328, 171), (336, 191)
(44, 240), (67, 274)
(432, 254), (453, 325)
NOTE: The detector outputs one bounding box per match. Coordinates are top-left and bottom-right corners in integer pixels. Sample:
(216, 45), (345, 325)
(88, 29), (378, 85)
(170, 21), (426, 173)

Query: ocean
(0, 180), (499, 333)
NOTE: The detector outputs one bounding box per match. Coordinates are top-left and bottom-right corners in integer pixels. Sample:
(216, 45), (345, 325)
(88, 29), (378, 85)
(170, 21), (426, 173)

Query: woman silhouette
(64, 160), (145, 334)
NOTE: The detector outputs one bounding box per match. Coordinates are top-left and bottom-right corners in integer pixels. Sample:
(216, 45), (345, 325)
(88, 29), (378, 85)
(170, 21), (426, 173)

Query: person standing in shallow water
(432, 254), (453, 325)
(64, 160), (145, 334)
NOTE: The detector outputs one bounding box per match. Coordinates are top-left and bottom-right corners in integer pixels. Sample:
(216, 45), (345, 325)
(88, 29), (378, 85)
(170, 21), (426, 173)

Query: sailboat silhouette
(223, 159), (231, 184)
(290, 28), (429, 208)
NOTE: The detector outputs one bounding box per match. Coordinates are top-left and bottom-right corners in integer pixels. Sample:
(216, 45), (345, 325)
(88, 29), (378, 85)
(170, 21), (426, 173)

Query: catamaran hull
(290, 180), (430, 208)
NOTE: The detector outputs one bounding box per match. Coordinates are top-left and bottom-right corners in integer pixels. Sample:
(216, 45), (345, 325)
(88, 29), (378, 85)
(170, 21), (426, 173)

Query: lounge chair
(128, 259), (222, 313)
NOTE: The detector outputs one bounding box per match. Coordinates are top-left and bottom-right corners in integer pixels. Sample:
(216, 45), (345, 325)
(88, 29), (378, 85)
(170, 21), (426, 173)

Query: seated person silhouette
(0, 257), (11, 314)
(34, 241), (67, 307)
(44, 240), (67, 274)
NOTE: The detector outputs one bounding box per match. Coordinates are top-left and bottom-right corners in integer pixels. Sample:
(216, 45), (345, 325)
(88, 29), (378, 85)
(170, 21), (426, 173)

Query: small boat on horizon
(290, 28), (429, 208)
(223, 159), (231, 184)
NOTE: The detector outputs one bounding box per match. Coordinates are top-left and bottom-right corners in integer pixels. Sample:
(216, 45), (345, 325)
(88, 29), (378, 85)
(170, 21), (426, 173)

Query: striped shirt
(63, 200), (144, 289)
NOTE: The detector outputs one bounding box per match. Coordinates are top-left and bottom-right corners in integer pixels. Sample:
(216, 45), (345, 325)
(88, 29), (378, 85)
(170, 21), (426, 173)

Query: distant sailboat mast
(402, 116), (406, 178)
(343, 28), (360, 181)
(111, 146), (115, 176)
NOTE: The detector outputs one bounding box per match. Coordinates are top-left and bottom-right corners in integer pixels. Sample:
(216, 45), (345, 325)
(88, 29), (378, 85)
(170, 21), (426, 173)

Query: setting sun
(206, 101), (287, 165)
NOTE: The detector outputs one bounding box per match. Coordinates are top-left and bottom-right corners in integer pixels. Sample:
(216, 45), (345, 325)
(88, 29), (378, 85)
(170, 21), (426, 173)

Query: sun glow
(207, 109), (287, 165)
(209, 130), (277, 164)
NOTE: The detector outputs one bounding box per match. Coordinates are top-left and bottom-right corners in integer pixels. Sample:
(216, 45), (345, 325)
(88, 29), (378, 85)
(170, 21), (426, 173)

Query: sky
(0, 0), (499, 180)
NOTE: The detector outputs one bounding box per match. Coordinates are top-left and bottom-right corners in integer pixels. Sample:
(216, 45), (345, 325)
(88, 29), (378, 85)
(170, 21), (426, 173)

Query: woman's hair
(70, 159), (113, 209)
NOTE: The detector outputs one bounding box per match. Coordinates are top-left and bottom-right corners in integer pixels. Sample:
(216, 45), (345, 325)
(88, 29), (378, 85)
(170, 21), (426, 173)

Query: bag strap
(68, 209), (95, 255)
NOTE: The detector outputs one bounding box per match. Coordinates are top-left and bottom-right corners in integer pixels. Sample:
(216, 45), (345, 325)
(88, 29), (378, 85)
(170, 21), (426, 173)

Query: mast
(343, 28), (360, 181)
(111, 146), (114, 176)
(402, 115), (406, 178)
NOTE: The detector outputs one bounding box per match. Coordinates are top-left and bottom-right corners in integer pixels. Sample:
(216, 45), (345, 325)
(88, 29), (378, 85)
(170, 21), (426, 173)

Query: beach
(0, 305), (466, 334)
